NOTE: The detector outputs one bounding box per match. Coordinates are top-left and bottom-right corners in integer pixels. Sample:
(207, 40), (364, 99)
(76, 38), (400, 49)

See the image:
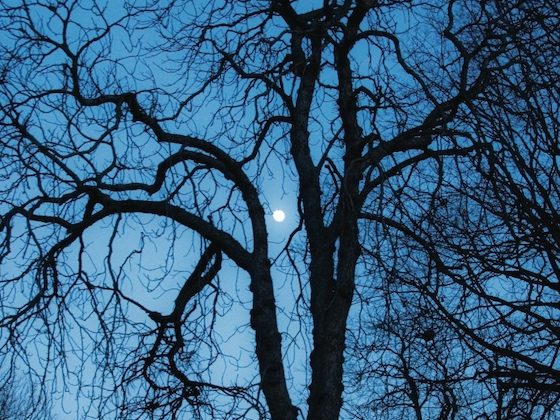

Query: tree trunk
(307, 212), (359, 419)
(250, 262), (298, 420)
(307, 321), (348, 420)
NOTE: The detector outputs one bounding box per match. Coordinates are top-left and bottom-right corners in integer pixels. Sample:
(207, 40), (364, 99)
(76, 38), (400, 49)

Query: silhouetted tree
(0, 371), (54, 420)
(1, 1), (558, 418)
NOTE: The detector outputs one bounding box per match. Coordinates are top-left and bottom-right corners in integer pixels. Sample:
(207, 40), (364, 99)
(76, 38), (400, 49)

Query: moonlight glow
(272, 210), (286, 222)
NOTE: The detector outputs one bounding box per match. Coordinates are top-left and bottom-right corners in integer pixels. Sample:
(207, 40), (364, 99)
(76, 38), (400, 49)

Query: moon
(272, 209), (286, 222)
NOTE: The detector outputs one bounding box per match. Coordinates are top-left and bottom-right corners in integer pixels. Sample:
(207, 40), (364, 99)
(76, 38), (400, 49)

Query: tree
(0, 371), (55, 420)
(0, 0), (558, 418)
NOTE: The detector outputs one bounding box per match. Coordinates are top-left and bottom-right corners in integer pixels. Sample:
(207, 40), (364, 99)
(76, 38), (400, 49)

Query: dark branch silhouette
(1, 0), (559, 418)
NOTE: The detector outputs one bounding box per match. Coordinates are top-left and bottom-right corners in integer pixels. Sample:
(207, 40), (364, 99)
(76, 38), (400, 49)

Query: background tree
(0, 0), (558, 419)
(0, 371), (55, 420)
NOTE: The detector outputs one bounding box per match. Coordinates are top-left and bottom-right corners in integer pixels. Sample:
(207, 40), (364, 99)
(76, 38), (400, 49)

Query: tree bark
(307, 226), (360, 420)
(251, 261), (298, 420)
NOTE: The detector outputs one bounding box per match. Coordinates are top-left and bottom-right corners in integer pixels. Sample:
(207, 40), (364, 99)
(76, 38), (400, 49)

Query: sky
(3, 1), (558, 418)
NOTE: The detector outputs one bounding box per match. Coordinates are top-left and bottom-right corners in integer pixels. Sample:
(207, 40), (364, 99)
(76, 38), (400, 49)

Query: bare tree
(0, 0), (558, 419)
(0, 371), (55, 420)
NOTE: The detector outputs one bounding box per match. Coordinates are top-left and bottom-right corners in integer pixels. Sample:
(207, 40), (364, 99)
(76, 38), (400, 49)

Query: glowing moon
(272, 209), (286, 222)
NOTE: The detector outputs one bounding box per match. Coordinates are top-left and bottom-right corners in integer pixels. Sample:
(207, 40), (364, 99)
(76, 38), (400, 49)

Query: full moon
(272, 209), (286, 222)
